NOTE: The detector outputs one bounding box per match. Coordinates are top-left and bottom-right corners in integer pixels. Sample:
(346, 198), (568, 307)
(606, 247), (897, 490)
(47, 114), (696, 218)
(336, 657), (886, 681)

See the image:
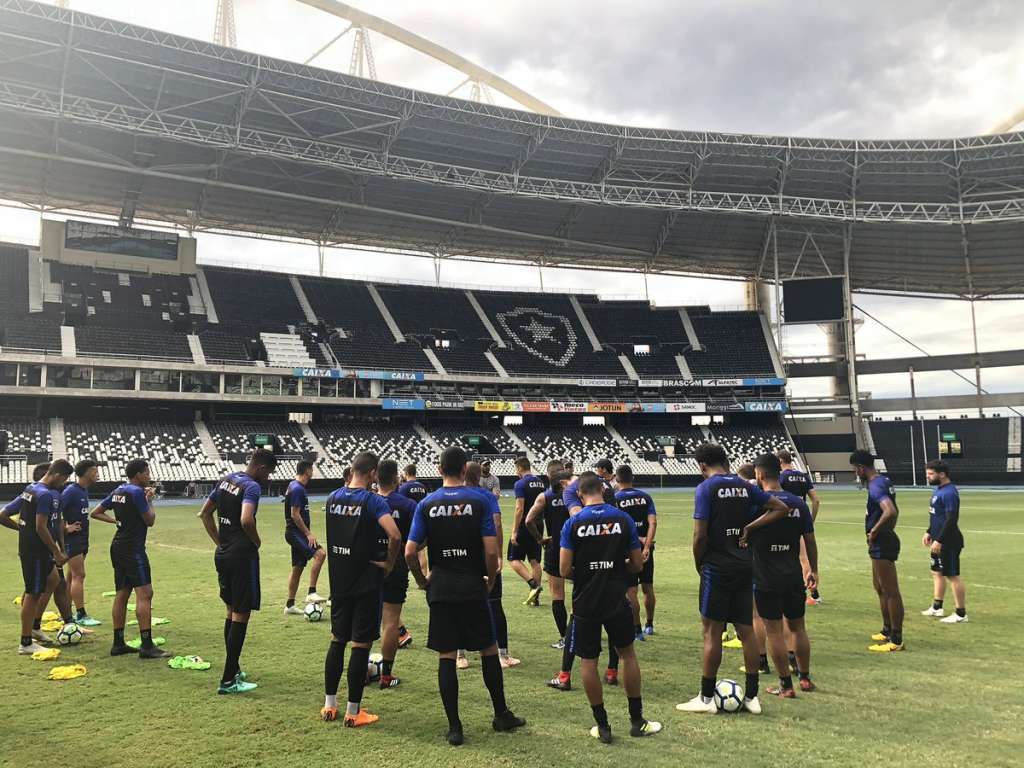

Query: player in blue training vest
(677, 443), (789, 716)
(91, 458), (170, 659)
(200, 448), (278, 694)
(62, 459), (100, 627)
(509, 457), (547, 606)
(283, 459), (327, 615)
(406, 446), (525, 747)
(778, 450), (823, 604)
(525, 462), (571, 650)
(850, 449), (906, 652)
(614, 464), (658, 640)
(397, 464), (428, 504)
(559, 472), (661, 742)
(922, 459), (967, 624)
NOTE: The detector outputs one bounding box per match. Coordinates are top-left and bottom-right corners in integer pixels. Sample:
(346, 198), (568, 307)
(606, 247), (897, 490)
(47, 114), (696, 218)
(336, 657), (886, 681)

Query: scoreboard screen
(782, 276), (846, 324)
(65, 219), (179, 261)
(938, 432), (963, 458)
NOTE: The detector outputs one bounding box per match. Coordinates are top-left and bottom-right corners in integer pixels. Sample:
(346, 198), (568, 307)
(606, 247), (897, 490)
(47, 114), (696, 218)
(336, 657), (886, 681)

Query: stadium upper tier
(0, 1), (1023, 298)
(0, 248), (781, 381)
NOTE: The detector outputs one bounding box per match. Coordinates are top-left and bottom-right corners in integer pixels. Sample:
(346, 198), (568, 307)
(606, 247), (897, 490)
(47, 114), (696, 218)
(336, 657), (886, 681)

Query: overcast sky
(3, 0), (1024, 408)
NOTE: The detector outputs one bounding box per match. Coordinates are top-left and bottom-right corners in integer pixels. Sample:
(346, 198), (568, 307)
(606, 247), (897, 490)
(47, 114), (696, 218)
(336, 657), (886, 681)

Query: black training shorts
(64, 534), (89, 559)
(20, 554), (54, 595)
(331, 590), (383, 644)
(567, 600), (634, 660)
(286, 530), (321, 568)
(698, 566), (753, 625)
(215, 554), (261, 612)
(382, 563), (409, 605)
(930, 548), (962, 578)
(543, 542), (561, 578)
(754, 584), (806, 621)
(629, 551), (655, 587)
(427, 599), (496, 653)
(112, 549), (152, 591)
(507, 535), (541, 564)
(869, 531), (901, 562)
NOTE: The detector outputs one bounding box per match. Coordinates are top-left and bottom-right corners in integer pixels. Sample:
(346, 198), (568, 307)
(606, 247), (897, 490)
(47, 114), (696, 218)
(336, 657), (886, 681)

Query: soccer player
(283, 460), (327, 615)
(1, 460), (72, 654)
(319, 452), (401, 727)
(560, 472), (661, 742)
(377, 458), (419, 687)
(613, 465), (657, 640)
(398, 464), (428, 503)
(921, 460), (967, 624)
(199, 449), (277, 693)
(508, 457), (546, 606)
(479, 460), (500, 496)
(849, 449), (905, 652)
(90, 459), (170, 659)
(778, 450), (823, 605)
(405, 446), (526, 746)
(751, 454), (818, 697)
(677, 443), (789, 715)
(525, 462), (569, 648)
(564, 461), (616, 514)
(63, 459), (100, 626)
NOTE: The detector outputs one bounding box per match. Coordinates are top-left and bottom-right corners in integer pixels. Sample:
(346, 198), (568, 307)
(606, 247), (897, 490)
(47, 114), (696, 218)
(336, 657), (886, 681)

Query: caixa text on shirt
(717, 486), (749, 498)
(576, 521), (623, 537)
(327, 504), (363, 516)
(428, 503), (475, 517)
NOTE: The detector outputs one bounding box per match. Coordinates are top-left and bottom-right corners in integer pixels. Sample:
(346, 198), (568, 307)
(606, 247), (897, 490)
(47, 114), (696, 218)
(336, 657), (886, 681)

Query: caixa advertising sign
(744, 401), (787, 412)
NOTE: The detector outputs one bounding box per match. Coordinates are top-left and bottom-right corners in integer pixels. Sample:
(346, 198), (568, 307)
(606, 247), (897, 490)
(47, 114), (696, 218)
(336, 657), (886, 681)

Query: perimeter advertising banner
(474, 401), (519, 412)
(521, 401), (551, 412)
(744, 401), (788, 412)
(586, 402), (627, 413)
(424, 400), (465, 410)
(382, 398), (425, 410)
(636, 377), (785, 388)
(665, 402), (707, 413)
(551, 401), (588, 413)
(578, 378), (618, 387)
(293, 367), (426, 382)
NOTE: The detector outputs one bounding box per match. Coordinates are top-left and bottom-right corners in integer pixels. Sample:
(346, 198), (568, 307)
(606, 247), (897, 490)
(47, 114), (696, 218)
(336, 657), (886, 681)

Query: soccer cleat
(630, 719), (663, 737)
(218, 676), (258, 695)
(31, 629), (53, 645)
(742, 697), (762, 715)
(547, 673), (571, 691)
(550, 638), (565, 650)
(446, 725), (464, 746)
(868, 641), (905, 653)
(739, 663), (771, 675)
(589, 724), (613, 743)
(320, 706), (338, 722)
(492, 710), (526, 732)
(500, 655), (521, 669)
(940, 613), (968, 624)
(76, 615), (102, 627)
(456, 655), (470, 670)
(398, 630), (413, 649)
(799, 677), (816, 692)
(283, 605), (305, 616)
(870, 631), (890, 642)
(110, 643), (140, 656)
(523, 586), (542, 607)
(139, 646), (171, 659)
(643, 624), (655, 637)
(305, 592), (327, 604)
(805, 595), (822, 606)
(603, 669), (618, 686)
(635, 631), (646, 642)
(379, 674), (401, 690)
(766, 686), (797, 699)
(17, 642), (47, 655)
(676, 695), (716, 714)
(921, 606), (945, 617)
(343, 709), (379, 728)
(723, 637), (744, 649)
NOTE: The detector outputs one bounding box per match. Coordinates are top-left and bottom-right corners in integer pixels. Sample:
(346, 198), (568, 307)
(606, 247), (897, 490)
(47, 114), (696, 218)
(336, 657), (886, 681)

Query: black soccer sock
(324, 640), (344, 696)
(381, 659), (394, 677)
(77, 607), (87, 619)
(32, 618), (40, 631)
(399, 625), (407, 636)
(745, 672), (759, 700)
(491, 599), (509, 649)
(798, 670), (810, 680)
(881, 625), (891, 637)
(286, 598), (295, 608)
(890, 629), (903, 646)
(607, 643), (620, 671)
(140, 629), (154, 650)
(701, 676), (716, 700)
(932, 599), (943, 610)
(21, 636), (31, 647)
(114, 628), (125, 646)
(635, 624), (642, 635)
(223, 618), (231, 647)
(780, 674), (794, 690)
(61, 609), (72, 624)
(760, 653), (769, 668)
(787, 651), (797, 669)
(628, 696), (643, 723)
(481, 653), (508, 716)
(956, 607), (966, 617)
(221, 621), (248, 685)
(591, 703), (609, 729)
(307, 586), (316, 595)
(527, 578), (539, 590)
(346, 646), (370, 708)
(552, 600), (568, 637)
(438, 658), (461, 729)
(561, 617), (576, 674)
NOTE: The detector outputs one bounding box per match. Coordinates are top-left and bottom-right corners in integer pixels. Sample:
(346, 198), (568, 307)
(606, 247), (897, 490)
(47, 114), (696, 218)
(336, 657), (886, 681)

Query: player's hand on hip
(54, 552), (68, 567)
(371, 559), (392, 575)
(738, 526), (751, 548)
(307, 534), (318, 549)
(929, 541), (942, 555)
(921, 533), (931, 547)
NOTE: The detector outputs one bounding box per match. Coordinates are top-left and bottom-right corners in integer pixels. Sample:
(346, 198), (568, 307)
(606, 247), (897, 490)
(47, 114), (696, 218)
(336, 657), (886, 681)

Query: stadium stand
(580, 298), (691, 376)
(869, 417), (1017, 482)
(313, 423), (440, 478)
(684, 310), (776, 377)
(706, 424), (794, 466)
(512, 424), (628, 468)
(0, 248), (62, 353)
(0, 419), (52, 485)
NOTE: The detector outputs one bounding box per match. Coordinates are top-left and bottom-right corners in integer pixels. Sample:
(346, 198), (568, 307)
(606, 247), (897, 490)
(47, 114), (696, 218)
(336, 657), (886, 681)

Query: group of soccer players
(3, 440), (968, 745)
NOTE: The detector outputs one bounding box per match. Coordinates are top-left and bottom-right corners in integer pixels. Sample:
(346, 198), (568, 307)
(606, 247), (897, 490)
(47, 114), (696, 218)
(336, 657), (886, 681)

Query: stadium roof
(1, 0), (1024, 299)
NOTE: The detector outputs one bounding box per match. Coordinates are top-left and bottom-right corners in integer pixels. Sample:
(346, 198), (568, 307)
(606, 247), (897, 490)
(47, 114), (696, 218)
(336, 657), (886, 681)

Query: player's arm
(374, 512), (401, 575)
(563, 483), (582, 515)
(802, 531), (819, 590)
(868, 497), (898, 544)
(692, 519), (708, 575)
(558, 546), (574, 580)
(290, 505), (316, 546)
(643, 514), (657, 561)
(405, 503), (429, 589)
(198, 497), (219, 546)
(35, 499), (66, 565)
(89, 493), (116, 525)
(807, 488), (821, 521)
(625, 515), (643, 574)
(483, 533), (499, 591)
(524, 493), (546, 543)
(239, 500), (260, 549)
(510, 494), (525, 544)
(0, 499), (19, 531)
(61, 493), (82, 536)
(932, 495), (959, 553)
(739, 493), (790, 546)
(140, 488), (157, 527)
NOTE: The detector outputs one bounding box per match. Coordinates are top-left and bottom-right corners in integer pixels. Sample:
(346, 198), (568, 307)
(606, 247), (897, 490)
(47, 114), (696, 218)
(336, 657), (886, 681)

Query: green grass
(2, 488), (1022, 768)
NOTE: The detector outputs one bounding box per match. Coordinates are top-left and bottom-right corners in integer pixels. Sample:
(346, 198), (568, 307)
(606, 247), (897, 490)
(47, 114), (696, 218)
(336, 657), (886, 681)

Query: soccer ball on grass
(304, 602), (323, 622)
(57, 622), (84, 646)
(714, 679), (744, 713)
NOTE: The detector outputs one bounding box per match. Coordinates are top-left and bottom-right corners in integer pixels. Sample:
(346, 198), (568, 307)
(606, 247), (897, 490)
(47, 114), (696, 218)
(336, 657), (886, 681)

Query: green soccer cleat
(76, 615), (102, 627)
(218, 676), (258, 695)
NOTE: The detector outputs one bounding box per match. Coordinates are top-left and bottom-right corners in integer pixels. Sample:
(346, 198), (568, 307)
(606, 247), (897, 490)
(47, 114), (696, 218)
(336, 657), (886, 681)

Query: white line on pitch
(814, 520), (1024, 535)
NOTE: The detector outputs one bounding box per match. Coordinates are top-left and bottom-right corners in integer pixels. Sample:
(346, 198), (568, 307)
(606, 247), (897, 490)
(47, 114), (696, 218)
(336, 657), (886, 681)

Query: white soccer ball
(303, 602), (323, 622)
(57, 622), (84, 646)
(714, 679), (744, 713)
(366, 652), (384, 682)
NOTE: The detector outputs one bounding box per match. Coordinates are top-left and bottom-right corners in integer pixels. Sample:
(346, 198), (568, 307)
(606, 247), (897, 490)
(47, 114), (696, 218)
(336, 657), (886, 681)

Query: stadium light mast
(214, 0), (237, 48)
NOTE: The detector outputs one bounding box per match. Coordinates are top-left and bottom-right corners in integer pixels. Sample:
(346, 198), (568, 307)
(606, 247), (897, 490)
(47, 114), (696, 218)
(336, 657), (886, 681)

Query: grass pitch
(1, 488), (1022, 768)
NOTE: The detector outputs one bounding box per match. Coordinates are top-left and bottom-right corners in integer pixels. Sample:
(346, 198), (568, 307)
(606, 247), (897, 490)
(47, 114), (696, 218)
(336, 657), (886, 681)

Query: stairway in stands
(260, 331), (316, 368)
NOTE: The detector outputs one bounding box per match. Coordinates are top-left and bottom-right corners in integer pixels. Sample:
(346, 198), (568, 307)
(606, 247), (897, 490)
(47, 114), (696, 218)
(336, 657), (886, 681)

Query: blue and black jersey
(100, 483), (151, 558)
(16, 481), (61, 558)
(324, 486), (391, 598)
(614, 487), (657, 541)
(283, 479), (310, 533)
(750, 489), (814, 589)
(865, 475), (898, 535)
(780, 468), (814, 501)
(693, 473), (772, 574)
(513, 473), (546, 538)
(209, 472), (262, 558)
(928, 483), (963, 548)
(560, 503), (640, 619)
(397, 480), (427, 504)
